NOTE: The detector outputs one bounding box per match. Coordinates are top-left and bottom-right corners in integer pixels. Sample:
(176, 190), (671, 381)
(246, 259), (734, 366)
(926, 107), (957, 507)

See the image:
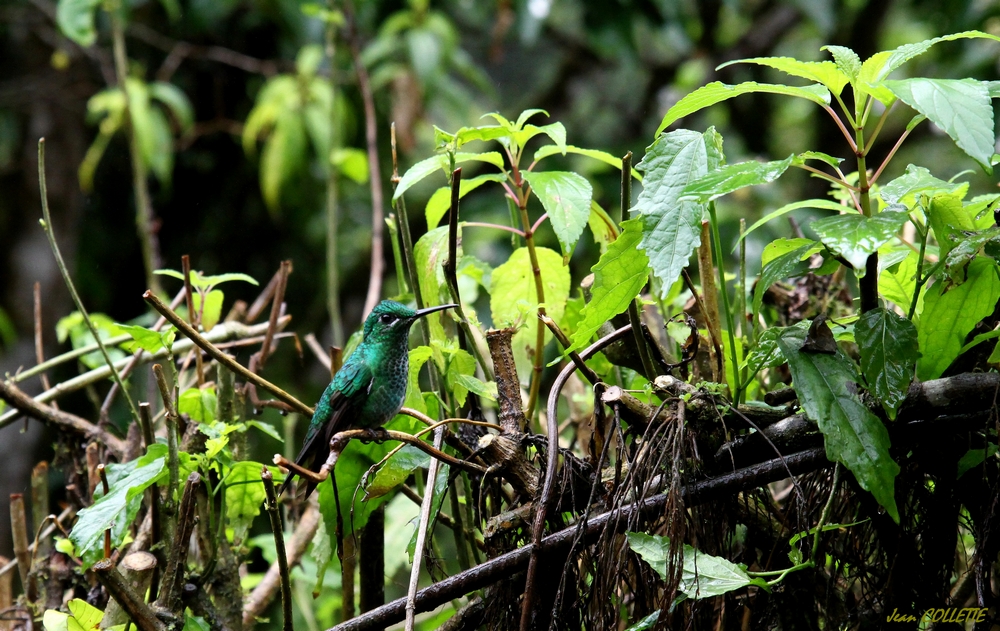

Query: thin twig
(9, 495), (32, 602)
(38, 139), (142, 429)
(344, 2), (384, 317)
(181, 255), (205, 387)
(32, 283), (54, 408)
(539, 315), (598, 385)
(261, 468), (293, 631)
(92, 559), (166, 631)
(143, 291), (312, 416)
(405, 426), (445, 630)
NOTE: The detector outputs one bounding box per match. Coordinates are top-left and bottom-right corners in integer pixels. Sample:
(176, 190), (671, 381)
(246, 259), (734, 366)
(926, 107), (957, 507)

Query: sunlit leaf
(657, 82), (830, 133)
(810, 209), (909, 274)
(522, 170), (592, 257)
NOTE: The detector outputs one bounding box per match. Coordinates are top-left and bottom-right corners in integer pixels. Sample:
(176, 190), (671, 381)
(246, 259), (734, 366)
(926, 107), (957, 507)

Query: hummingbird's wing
(278, 358), (373, 498)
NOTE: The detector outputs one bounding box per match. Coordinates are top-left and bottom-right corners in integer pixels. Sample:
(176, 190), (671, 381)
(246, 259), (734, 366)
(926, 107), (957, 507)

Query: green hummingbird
(279, 299), (456, 498)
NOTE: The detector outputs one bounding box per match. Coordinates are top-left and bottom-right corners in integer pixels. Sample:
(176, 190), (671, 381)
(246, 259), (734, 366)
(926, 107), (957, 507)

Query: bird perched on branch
(278, 300), (456, 499)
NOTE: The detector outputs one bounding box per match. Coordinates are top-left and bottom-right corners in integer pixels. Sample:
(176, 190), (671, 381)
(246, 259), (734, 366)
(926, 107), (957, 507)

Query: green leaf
(407, 463), (450, 562)
(624, 611), (661, 631)
(810, 210), (910, 274)
(114, 323), (172, 355)
(879, 164), (963, 206)
(413, 227), (455, 344)
(878, 250), (921, 312)
(56, 0), (101, 47)
(67, 599), (103, 631)
(260, 110), (307, 212)
(224, 462), (273, 544)
(178, 386), (217, 423)
(452, 373), (497, 401)
(633, 128), (724, 296)
(70, 457), (166, 568)
(717, 57), (849, 95)
(533, 145), (642, 180)
(366, 446), (429, 499)
(569, 219), (649, 352)
(855, 308), (919, 419)
(883, 78), (995, 173)
(193, 289), (224, 330)
(957, 445), (998, 479)
(656, 82), (830, 133)
(393, 152), (503, 201)
(191, 271), (260, 288)
(929, 192), (975, 259)
(182, 613), (211, 631)
(515, 108), (548, 128)
(424, 174), (506, 229)
(331, 147), (369, 184)
(752, 244), (814, 324)
(736, 199), (847, 250)
(247, 421), (283, 442)
(743, 321), (809, 376)
(522, 170), (593, 257)
(627, 532), (768, 598)
(916, 257), (1000, 380)
(822, 45), (861, 82)
(760, 237), (820, 267)
(682, 155), (794, 203)
(944, 226), (1000, 282)
(404, 346), (434, 412)
(490, 247), (571, 382)
(861, 31), (1000, 86)
(148, 82), (194, 133)
(776, 327), (899, 522)
(444, 347), (477, 406)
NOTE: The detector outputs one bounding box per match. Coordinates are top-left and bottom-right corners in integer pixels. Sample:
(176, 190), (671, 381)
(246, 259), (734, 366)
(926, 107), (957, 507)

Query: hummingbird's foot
(361, 428), (391, 444)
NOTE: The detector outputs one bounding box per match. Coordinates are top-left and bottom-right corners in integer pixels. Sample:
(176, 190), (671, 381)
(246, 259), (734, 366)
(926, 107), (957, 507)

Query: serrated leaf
(224, 462), (273, 544)
(810, 210), (910, 273)
(569, 219), (648, 352)
(862, 31), (1000, 85)
(717, 57), (849, 95)
(657, 81), (830, 133)
(70, 457), (165, 568)
(855, 308), (918, 419)
(883, 78), (994, 174)
(682, 155), (794, 203)
(56, 0), (101, 47)
(522, 170), (593, 256)
(776, 327), (899, 522)
(823, 45), (861, 81)
(743, 321), (810, 375)
(514, 122), (566, 153)
(114, 323), (170, 354)
(627, 532), (768, 598)
(424, 173), (507, 229)
(917, 257), (1000, 380)
(879, 164), (963, 206)
(633, 128), (723, 296)
(489, 247), (571, 382)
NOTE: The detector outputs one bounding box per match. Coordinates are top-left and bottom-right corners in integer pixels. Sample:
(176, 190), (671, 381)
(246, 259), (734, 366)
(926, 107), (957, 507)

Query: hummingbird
(279, 299), (456, 498)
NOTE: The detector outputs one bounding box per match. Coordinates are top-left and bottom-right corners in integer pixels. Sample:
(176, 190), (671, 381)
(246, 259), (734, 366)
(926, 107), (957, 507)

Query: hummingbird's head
(362, 300), (457, 345)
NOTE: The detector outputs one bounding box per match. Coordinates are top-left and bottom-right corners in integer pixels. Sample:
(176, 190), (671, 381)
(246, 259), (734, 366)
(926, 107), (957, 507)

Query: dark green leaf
(928, 192), (973, 258)
(917, 257), (1000, 380)
(633, 128), (723, 296)
(883, 78), (995, 173)
(944, 226), (1000, 282)
(752, 244), (814, 323)
(957, 445), (998, 479)
(855, 308), (919, 419)
(777, 326), (900, 522)
(569, 219), (648, 352)
(522, 170), (593, 257)
(810, 210), (909, 273)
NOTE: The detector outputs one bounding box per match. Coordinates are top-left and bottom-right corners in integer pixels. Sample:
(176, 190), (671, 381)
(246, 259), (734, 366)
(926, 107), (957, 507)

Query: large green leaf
(56, 0), (101, 47)
(717, 57), (849, 95)
(879, 164), (964, 206)
(777, 327), (899, 522)
(148, 82), (195, 133)
(928, 192), (974, 259)
(822, 45), (861, 82)
(569, 219), (649, 352)
(656, 82), (830, 133)
(916, 257), (1000, 380)
(883, 78), (995, 174)
(70, 457), (166, 568)
(855, 308), (919, 419)
(627, 532), (768, 598)
(878, 250), (922, 313)
(224, 461), (274, 544)
(489, 247), (571, 381)
(632, 128), (724, 297)
(682, 155), (794, 203)
(862, 31), (1000, 85)
(944, 226), (1000, 282)
(810, 210), (910, 274)
(522, 170), (593, 257)
(366, 445), (429, 499)
(413, 226), (456, 344)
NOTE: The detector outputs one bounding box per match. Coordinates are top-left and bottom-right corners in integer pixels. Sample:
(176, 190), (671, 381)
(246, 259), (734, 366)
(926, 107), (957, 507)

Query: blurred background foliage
(2, 0), (1000, 616)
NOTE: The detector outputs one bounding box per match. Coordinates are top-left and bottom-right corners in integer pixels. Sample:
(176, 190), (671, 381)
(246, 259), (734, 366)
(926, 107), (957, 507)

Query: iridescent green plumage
(279, 300), (455, 498)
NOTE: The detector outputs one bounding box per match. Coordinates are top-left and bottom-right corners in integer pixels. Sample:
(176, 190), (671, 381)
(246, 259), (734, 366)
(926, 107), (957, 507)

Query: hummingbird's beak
(414, 303), (457, 318)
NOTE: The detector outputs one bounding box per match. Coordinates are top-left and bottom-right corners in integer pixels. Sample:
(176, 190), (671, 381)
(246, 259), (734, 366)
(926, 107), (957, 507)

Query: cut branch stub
(486, 328), (525, 434)
(477, 433), (539, 501)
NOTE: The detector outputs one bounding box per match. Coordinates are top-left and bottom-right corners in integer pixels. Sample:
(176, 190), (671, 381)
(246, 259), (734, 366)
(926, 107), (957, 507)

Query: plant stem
(908, 221), (930, 320)
(261, 469), (293, 631)
(697, 222), (724, 381)
(854, 97), (878, 313)
(108, 1), (161, 295)
(38, 139), (142, 429)
(811, 464), (841, 565)
(404, 427), (445, 631)
(517, 190), (547, 420)
(709, 203), (742, 397)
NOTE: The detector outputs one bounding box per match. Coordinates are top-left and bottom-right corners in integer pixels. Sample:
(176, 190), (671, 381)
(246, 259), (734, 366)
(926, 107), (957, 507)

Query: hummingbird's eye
(379, 313), (396, 325)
